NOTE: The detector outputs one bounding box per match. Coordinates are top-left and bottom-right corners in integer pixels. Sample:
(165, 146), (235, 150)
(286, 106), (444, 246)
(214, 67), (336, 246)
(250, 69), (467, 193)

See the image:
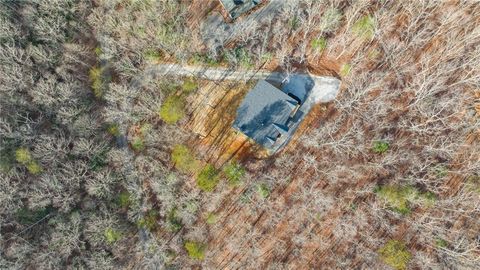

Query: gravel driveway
(152, 63), (341, 103)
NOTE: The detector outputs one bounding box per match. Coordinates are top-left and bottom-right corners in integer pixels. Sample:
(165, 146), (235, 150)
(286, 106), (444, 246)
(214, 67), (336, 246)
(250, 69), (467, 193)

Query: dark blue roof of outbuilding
(219, 0), (263, 19)
(233, 80), (297, 148)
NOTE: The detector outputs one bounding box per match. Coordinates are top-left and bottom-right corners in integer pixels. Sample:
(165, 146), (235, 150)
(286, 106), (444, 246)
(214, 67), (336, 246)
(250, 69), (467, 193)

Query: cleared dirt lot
(184, 79), (261, 166)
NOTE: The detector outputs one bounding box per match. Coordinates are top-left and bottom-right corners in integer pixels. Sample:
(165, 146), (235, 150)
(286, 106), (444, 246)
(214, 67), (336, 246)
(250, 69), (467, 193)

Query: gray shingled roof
(233, 80), (298, 148)
(219, 0), (263, 19)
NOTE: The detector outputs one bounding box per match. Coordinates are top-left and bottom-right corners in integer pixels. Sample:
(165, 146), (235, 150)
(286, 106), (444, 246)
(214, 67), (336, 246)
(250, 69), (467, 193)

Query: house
(218, 0), (264, 20)
(233, 80), (301, 151)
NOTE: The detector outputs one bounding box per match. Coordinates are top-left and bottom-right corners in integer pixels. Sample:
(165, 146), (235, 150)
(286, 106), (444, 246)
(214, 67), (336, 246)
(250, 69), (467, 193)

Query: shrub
(311, 37), (327, 52)
(139, 123), (151, 134)
(418, 191), (437, 207)
(129, 123), (150, 152)
(15, 147), (42, 175)
(352, 14), (375, 39)
(0, 150), (14, 172)
(224, 47), (254, 69)
(117, 191), (131, 208)
(240, 192), (251, 204)
(104, 228), (122, 244)
(368, 48), (381, 60)
(26, 162), (43, 175)
(433, 164), (448, 178)
(135, 26), (146, 38)
(223, 161), (245, 186)
(166, 173), (179, 184)
(340, 63), (351, 77)
(257, 183), (270, 199)
(159, 95), (185, 124)
(289, 15), (300, 30)
(106, 123), (120, 136)
(184, 241), (206, 260)
(143, 49), (163, 62)
(137, 210), (159, 231)
(184, 200), (199, 216)
(160, 81), (181, 95)
(156, 20), (186, 49)
(435, 238), (448, 248)
(372, 140), (389, 153)
(182, 78), (198, 93)
(235, 47), (253, 69)
(375, 185), (415, 214)
(94, 47), (102, 56)
(15, 148), (32, 164)
(16, 206), (53, 225)
(375, 185), (436, 214)
(197, 164), (220, 192)
(378, 240), (411, 270)
(171, 144), (200, 173)
(350, 203), (358, 211)
(191, 53), (220, 67)
(261, 52), (273, 62)
(89, 151), (108, 171)
(163, 249), (177, 265)
(89, 66), (105, 98)
(466, 175), (480, 193)
(206, 212), (217, 224)
(131, 137), (145, 152)
(166, 208), (182, 232)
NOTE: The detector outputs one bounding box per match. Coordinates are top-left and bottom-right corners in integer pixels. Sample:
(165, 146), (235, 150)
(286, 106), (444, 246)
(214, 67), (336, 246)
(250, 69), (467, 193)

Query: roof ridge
(272, 123), (288, 134)
(285, 99), (298, 110)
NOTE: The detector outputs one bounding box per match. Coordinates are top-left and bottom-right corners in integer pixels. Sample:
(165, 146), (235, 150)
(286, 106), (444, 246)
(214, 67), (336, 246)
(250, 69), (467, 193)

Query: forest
(0, 0), (479, 269)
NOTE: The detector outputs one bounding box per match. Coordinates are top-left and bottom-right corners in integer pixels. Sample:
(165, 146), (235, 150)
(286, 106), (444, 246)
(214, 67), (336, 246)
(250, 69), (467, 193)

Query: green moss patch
(104, 228), (122, 244)
(184, 241), (206, 260)
(15, 147), (42, 175)
(375, 185), (436, 214)
(372, 140), (389, 153)
(378, 240), (411, 270)
(197, 164), (220, 192)
(159, 95), (185, 124)
(171, 144), (200, 173)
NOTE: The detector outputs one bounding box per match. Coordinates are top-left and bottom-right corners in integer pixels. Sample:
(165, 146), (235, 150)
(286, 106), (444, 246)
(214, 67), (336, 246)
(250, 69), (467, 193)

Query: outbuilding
(218, 0), (264, 20)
